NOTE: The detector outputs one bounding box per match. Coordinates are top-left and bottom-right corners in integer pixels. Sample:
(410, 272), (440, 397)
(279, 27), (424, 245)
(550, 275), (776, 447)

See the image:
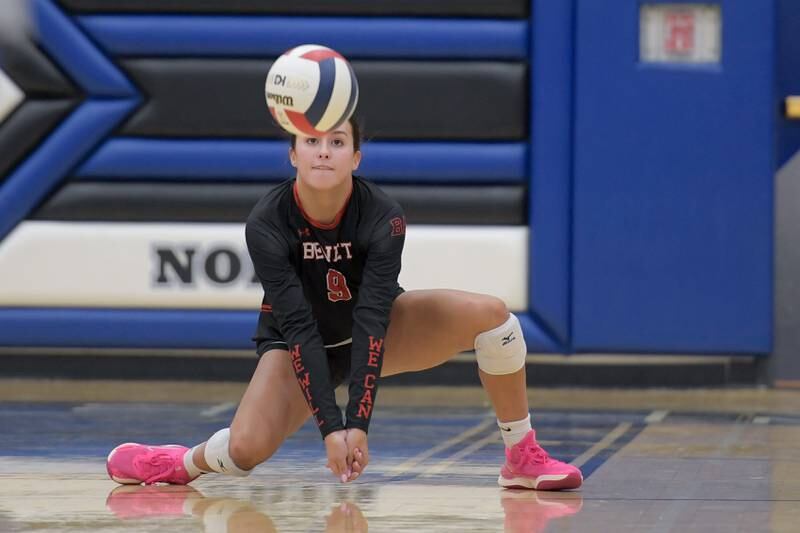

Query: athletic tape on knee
(474, 313), (527, 375)
(204, 428), (251, 477)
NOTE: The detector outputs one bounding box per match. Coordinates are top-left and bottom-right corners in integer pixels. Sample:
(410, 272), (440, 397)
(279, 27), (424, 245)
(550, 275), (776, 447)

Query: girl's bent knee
(484, 296), (509, 326)
(228, 431), (268, 471)
(471, 295), (509, 333)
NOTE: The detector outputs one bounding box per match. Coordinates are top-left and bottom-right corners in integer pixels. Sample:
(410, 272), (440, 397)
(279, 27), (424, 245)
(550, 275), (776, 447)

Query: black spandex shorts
(257, 339), (352, 388)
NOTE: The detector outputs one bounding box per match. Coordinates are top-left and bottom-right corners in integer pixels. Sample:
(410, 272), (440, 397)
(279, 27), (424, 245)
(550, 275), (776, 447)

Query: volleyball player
(106, 116), (582, 491)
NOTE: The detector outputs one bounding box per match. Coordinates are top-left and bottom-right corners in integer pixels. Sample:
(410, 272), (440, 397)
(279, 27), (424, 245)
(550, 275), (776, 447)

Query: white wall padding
(0, 68), (24, 124)
(399, 225), (527, 310)
(0, 222), (528, 310)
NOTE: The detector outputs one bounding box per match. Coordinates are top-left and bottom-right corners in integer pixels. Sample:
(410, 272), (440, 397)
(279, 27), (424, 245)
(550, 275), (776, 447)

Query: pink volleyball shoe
(498, 430), (583, 490)
(107, 443), (198, 485)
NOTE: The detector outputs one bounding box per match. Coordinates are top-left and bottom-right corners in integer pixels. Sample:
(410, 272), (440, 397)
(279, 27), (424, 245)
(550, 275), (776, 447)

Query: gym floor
(0, 381), (799, 532)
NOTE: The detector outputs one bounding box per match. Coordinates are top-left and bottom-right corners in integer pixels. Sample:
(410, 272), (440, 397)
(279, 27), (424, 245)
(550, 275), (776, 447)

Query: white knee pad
(474, 313), (527, 375)
(204, 428), (251, 477)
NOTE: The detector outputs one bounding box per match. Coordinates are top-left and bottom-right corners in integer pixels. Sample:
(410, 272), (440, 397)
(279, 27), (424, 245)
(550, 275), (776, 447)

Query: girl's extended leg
(381, 289), (582, 490)
(107, 348), (312, 484)
(191, 348), (312, 473)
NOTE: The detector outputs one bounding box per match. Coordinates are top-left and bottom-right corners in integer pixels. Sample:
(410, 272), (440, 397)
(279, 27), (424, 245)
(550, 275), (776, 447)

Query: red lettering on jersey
(289, 344), (321, 425)
(357, 374), (376, 419)
(357, 402), (373, 419)
(367, 351), (380, 367)
(361, 389), (373, 405)
(326, 268), (352, 302)
(290, 344), (304, 373)
(368, 336), (384, 352)
(390, 216), (406, 237)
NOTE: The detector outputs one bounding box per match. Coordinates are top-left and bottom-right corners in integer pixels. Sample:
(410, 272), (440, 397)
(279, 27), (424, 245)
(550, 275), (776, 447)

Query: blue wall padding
(0, 100), (136, 241)
(778, 0), (800, 166)
(0, 308), (558, 352)
(77, 15), (528, 59)
(75, 138), (528, 184)
(528, 0), (574, 346)
(516, 314), (560, 353)
(34, 0), (136, 97)
(571, 0), (774, 354)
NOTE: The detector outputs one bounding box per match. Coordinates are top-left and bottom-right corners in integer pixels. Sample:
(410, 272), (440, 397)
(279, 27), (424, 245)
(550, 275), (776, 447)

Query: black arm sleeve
(246, 222), (344, 438)
(345, 208), (405, 433)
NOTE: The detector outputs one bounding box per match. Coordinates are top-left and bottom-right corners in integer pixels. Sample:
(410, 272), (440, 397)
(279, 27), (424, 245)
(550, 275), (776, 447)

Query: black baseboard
(0, 354), (762, 387)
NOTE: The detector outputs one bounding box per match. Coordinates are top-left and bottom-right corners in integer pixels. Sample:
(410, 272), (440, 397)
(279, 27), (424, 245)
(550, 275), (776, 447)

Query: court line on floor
(645, 410), (669, 423)
(569, 422), (632, 469)
(201, 402), (237, 417)
(420, 431), (500, 477)
(385, 415), (496, 477)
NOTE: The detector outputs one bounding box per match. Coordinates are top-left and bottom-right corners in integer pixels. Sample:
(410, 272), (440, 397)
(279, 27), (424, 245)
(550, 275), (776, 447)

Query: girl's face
(290, 122), (361, 191)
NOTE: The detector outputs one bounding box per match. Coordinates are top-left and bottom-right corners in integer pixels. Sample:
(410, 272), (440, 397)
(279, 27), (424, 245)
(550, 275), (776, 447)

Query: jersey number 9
(326, 268), (352, 302)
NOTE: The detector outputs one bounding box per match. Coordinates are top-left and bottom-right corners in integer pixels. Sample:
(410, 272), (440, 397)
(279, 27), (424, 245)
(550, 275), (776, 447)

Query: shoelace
(528, 445), (553, 464)
(516, 442), (554, 465)
(133, 452), (177, 484)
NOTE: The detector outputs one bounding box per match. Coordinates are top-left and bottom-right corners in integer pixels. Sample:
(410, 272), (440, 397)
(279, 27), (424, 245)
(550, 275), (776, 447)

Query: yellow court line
(385, 415), (496, 476)
(569, 422), (632, 469)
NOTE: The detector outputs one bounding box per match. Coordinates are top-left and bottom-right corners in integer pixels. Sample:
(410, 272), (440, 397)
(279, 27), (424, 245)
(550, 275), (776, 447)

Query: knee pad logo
(501, 332), (516, 346)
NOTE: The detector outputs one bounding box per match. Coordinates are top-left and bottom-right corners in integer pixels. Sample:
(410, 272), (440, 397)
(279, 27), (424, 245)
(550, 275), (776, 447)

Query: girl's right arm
(246, 221), (344, 439)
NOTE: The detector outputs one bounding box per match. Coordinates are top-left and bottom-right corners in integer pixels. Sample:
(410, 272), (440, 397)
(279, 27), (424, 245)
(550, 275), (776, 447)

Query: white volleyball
(265, 44), (359, 136)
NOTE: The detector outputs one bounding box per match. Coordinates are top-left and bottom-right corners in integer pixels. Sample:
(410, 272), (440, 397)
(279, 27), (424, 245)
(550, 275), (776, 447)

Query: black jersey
(245, 176), (405, 438)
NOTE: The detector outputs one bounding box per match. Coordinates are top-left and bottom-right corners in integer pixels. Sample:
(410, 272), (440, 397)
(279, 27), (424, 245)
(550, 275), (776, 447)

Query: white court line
(420, 431), (501, 477)
(569, 422), (632, 469)
(645, 410), (669, 423)
(385, 415), (496, 477)
(201, 402), (237, 417)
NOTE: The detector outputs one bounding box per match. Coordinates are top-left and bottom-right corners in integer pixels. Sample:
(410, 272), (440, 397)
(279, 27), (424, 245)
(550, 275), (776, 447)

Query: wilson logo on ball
(265, 44), (359, 137)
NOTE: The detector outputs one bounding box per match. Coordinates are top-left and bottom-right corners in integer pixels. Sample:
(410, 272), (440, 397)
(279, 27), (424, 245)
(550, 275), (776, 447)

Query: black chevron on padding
(0, 100), (77, 178)
(0, 31), (81, 180)
(0, 34), (77, 97)
(58, 0), (528, 18)
(34, 182), (527, 225)
(120, 59), (527, 140)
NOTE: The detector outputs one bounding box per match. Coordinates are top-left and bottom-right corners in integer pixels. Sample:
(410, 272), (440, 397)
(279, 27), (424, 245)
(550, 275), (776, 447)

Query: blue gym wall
(778, 0), (800, 167)
(571, 0), (774, 354)
(0, 0), (786, 358)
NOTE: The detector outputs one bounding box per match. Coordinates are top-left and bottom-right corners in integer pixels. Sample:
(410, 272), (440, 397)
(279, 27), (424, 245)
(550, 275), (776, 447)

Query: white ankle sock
(183, 445), (208, 478)
(498, 413), (532, 448)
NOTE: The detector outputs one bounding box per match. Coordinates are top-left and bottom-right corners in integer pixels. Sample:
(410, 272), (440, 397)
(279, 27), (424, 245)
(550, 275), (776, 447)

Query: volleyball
(265, 44), (359, 136)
